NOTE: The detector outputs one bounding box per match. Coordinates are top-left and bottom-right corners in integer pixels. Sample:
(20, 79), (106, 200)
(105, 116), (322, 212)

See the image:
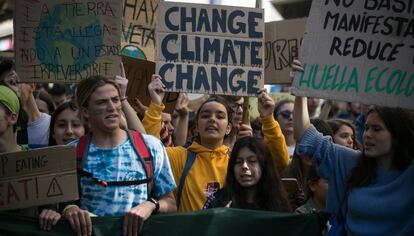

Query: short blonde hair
(76, 75), (120, 108)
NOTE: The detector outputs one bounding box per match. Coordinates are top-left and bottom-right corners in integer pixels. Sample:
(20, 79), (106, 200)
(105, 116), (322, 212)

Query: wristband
(120, 96), (128, 102)
(148, 198), (160, 214)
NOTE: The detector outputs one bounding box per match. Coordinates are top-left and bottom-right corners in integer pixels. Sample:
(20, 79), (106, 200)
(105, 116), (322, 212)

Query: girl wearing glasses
(273, 100), (295, 156)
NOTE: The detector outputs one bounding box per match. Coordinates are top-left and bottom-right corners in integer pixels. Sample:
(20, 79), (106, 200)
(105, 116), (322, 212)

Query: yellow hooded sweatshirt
(143, 103), (289, 212)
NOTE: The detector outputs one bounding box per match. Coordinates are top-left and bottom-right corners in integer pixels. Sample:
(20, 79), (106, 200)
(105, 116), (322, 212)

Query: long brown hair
(223, 137), (291, 212)
(348, 106), (414, 189)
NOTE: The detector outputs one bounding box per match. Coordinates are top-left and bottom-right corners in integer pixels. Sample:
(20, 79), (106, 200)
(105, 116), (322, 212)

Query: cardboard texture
(121, 0), (159, 61)
(14, 0), (122, 83)
(122, 56), (178, 114)
(292, 1), (414, 109)
(156, 1), (264, 97)
(264, 18), (306, 84)
(0, 146), (78, 211)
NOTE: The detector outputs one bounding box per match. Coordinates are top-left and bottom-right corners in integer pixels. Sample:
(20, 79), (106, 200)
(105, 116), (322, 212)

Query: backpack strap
(76, 131), (154, 198)
(177, 150), (196, 209)
(76, 134), (90, 169)
(127, 130), (154, 199)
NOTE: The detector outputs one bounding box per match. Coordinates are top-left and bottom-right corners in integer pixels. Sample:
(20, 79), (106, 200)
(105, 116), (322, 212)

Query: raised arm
(18, 83), (42, 122)
(173, 93), (189, 146)
(291, 60), (311, 141)
(318, 100), (333, 120)
(293, 96), (311, 141)
(142, 75), (166, 137)
(257, 88), (289, 173)
(116, 63), (146, 133)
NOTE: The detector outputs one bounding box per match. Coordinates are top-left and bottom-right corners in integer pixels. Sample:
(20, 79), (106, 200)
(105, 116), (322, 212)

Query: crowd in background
(0, 59), (413, 236)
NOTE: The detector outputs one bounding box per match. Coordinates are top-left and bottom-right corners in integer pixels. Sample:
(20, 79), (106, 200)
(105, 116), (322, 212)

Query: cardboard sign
(265, 18), (306, 84)
(156, 2), (264, 97)
(0, 146), (78, 211)
(292, 1), (414, 109)
(14, 0), (122, 83)
(122, 56), (178, 114)
(121, 0), (159, 61)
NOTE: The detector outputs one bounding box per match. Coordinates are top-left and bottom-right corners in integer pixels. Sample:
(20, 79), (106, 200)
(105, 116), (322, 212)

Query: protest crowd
(0, 0), (413, 236)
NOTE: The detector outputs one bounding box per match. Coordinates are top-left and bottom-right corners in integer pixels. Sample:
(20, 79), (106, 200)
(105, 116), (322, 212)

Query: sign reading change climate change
(14, 0), (122, 83)
(292, 0), (414, 109)
(156, 2), (264, 96)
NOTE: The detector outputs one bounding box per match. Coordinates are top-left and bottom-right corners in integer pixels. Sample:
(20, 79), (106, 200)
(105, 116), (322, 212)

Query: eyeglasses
(230, 103), (243, 111)
(278, 110), (293, 119)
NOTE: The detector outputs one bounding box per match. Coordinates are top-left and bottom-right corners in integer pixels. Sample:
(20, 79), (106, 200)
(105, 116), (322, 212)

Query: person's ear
(80, 106), (89, 121)
(8, 112), (18, 125)
(308, 180), (317, 192)
(225, 123), (232, 135)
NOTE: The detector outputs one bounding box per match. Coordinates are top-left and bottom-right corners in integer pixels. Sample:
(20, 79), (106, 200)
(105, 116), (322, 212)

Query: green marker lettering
(345, 68), (359, 92)
(332, 66), (346, 91)
(386, 70), (404, 95)
(375, 67), (389, 92)
(405, 73), (414, 96)
(299, 63), (310, 87)
(323, 64), (337, 90)
(365, 66), (377, 93)
(312, 65), (325, 89)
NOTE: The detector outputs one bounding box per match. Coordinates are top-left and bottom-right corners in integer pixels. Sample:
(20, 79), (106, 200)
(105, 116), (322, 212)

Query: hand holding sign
(148, 75), (166, 106)
(175, 93), (189, 117)
(237, 123), (253, 140)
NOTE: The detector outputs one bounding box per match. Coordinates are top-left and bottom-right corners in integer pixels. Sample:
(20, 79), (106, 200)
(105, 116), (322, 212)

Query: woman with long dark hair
(294, 95), (414, 235)
(203, 137), (291, 212)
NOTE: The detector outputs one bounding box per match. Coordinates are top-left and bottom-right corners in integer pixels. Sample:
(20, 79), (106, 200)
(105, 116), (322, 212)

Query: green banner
(0, 208), (325, 235)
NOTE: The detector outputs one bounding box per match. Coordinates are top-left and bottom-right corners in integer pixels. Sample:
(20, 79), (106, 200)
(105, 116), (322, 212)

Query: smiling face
(195, 101), (231, 146)
(233, 147), (262, 188)
(363, 111), (393, 158)
(333, 124), (354, 148)
(82, 84), (122, 132)
(53, 108), (85, 145)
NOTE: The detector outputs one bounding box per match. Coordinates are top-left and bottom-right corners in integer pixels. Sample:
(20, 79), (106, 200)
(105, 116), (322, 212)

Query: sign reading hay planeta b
(121, 0), (159, 61)
(292, 0), (414, 109)
(14, 0), (122, 83)
(156, 1), (264, 97)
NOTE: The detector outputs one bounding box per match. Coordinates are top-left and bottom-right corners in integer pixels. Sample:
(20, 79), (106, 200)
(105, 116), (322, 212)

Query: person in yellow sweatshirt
(143, 75), (289, 212)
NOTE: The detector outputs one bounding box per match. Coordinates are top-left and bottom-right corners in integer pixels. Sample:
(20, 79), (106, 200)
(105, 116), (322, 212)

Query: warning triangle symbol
(47, 177), (63, 197)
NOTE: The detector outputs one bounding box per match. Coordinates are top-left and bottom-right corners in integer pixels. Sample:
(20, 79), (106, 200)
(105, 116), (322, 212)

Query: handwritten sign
(121, 0), (158, 61)
(265, 18), (306, 84)
(14, 0), (122, 83)
(123, 56), (178, 114)
(156, 2), (264, 96)
(292, 0), (414, 109)
(0, 146), (78, 211)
